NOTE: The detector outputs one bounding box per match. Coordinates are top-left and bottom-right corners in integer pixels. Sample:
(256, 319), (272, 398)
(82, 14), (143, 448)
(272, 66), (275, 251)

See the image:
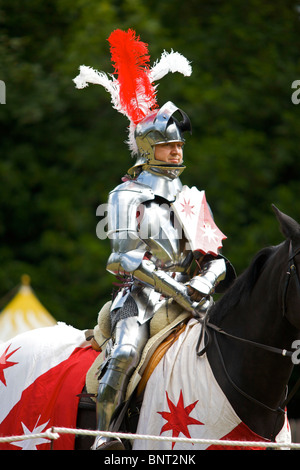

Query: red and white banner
(133, 318), (291, 450)
(0, 323), (99, 450)
(172, 186), (227, 256)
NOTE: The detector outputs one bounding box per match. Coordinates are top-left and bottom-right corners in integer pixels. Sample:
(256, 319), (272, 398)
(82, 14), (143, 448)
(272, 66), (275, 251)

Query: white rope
(1, 426), (300, 449)
(0, 428), (60, 444)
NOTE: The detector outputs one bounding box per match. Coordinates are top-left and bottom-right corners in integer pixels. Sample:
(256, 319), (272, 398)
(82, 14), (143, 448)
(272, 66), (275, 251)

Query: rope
(1, 427), (300, 449)
(0, 428), (60, 443)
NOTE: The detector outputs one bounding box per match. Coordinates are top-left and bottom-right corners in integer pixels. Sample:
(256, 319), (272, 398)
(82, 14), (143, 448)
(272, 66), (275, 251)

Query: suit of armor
(72, 30), (234, 450)
(92, 105), (232, 450)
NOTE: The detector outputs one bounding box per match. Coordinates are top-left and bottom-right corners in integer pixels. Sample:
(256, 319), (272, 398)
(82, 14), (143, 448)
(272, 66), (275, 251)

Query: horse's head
(272, 205), (300, 331)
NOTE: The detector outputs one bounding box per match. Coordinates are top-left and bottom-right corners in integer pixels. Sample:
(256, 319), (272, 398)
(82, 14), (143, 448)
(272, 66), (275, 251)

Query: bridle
(196, 239), (300, 422)
(282, 240), (300, 316)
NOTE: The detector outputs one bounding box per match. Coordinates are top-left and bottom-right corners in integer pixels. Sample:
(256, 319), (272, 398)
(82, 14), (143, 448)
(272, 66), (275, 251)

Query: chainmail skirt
(110, 295), (139, 334)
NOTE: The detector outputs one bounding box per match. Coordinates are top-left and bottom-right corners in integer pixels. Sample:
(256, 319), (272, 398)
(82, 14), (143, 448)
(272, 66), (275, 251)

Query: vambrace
(133, 259), (202, 314)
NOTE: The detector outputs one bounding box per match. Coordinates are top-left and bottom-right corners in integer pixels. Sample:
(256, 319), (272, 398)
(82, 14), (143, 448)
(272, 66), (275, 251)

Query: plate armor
(91, 99), (234, 451)
(92, 168), (231, 450)
(73, 28), (233, 451)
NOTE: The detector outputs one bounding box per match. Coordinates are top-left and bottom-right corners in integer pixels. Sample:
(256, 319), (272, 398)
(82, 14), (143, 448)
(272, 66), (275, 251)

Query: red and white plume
(73, 29), (192, 154)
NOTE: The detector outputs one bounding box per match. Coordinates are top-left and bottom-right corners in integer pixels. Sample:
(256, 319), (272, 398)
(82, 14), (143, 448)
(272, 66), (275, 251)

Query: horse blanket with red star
(133, 318), (291, 450)
(0, 323), (99, 450)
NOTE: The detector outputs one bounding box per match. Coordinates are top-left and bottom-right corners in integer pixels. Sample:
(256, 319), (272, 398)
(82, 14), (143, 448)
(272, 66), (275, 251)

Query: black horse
(205, 205), (300, 442)
(75, 205), (300, 449)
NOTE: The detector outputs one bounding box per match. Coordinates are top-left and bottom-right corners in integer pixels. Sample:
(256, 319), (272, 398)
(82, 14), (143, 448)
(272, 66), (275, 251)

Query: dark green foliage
(1, 0), (300, 336)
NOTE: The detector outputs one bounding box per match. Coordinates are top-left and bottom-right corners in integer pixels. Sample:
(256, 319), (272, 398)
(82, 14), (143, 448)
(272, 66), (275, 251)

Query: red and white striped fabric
(133, 318), (291, 450)
(0, 323), (99, 450)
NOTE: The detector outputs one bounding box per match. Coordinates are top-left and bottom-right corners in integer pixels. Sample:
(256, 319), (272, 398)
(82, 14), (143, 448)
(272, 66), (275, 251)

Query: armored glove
(187, 258), (226, 298)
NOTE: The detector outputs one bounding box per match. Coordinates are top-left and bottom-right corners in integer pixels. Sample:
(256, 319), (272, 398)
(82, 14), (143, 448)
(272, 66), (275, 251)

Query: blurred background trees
(0, 0), (300, 340)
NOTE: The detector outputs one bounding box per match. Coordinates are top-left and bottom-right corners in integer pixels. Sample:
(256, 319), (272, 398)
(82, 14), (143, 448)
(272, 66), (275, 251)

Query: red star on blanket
(157, 390), (204, 449)
(0, 344), (20, 386)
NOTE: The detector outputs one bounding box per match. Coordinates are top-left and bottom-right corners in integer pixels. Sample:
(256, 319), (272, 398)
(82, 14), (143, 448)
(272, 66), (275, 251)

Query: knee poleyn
(97, 344), (140, 399)
(110, 343), (141, 372)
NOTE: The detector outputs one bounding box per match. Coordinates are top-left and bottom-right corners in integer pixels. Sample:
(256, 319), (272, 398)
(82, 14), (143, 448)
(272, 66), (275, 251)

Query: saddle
(85, 300), (191, 401)
(135, 321), (187, 397)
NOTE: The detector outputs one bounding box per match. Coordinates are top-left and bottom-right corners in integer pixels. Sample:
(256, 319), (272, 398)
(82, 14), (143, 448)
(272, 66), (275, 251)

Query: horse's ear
(272, 204), (300, 241)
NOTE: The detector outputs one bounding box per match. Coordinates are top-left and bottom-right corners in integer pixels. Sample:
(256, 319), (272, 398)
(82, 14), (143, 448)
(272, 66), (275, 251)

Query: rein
(195, 240), (300, 417)
(196, 316), (294, 359)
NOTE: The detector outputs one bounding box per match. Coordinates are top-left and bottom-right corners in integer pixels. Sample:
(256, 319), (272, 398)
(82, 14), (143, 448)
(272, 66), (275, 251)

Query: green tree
(0, 0), (300, 335)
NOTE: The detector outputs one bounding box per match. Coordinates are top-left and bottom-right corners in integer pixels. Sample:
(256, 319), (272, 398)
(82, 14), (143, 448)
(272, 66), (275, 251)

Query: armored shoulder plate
(106, 180), (155, 274)
(107, 180), (155, 236)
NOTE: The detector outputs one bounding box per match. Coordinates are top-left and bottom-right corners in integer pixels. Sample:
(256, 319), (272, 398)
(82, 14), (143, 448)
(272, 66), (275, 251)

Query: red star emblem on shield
(157, 390), (204, 449)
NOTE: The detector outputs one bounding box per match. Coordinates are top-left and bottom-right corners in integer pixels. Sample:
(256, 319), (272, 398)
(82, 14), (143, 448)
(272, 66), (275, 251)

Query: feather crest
(73, 30), (192, 155)
(108, 29), (158, 124)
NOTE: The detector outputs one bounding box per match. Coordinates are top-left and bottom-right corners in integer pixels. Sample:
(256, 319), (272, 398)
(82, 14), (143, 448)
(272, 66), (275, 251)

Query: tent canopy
(0, 275), (56, 342)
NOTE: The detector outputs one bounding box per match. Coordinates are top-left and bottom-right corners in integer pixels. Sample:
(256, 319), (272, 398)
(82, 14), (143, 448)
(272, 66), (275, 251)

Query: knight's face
(154, 142), (184, 165)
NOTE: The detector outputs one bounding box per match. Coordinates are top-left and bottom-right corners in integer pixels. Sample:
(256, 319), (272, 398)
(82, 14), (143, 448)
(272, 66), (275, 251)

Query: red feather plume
(108, 29), (158, 124)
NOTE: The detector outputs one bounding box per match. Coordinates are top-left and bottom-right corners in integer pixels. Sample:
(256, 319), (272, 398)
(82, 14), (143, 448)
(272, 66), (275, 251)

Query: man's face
(154, 142), (184, 165)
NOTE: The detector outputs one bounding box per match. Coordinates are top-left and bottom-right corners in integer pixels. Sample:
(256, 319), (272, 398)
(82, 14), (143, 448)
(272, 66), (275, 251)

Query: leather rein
(196, 240), (300, 415)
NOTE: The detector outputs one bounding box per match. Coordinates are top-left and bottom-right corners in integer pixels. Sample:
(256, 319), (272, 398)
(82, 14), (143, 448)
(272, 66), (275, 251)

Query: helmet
(74, 29), (193, 177)
(128, 101), (192, 176)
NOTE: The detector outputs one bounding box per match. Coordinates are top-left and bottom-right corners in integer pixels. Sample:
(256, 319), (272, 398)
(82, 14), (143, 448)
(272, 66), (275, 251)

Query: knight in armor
(74, 29), (235, 450)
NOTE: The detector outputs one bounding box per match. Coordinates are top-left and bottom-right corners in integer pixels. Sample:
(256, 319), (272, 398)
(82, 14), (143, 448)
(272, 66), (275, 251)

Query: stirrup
(91, 436), (125, 451)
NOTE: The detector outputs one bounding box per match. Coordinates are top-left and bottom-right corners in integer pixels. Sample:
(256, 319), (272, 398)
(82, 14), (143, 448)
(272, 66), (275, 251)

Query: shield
(172, 186), (227, 256)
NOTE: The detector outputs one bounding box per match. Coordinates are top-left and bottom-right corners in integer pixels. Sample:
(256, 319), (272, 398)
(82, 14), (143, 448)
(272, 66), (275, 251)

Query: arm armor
(127, 257), (226, 315)
(106, 181), (155, 274)
(132, 258), (201, 314)
(106, 181), (200, 313)
(188, 257), (226, 296)
(106, 181), (229, 314)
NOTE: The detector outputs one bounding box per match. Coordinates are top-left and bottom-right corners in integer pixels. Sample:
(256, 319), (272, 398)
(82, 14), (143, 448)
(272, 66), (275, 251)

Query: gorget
(136, 168), (183, 202)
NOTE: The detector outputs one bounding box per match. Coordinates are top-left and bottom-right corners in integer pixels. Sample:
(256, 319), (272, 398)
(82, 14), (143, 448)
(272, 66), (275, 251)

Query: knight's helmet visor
(129, 101), (192, 175)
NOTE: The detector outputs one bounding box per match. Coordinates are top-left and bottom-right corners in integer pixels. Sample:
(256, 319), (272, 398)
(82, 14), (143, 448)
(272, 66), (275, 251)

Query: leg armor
(92, 316), (149, 450)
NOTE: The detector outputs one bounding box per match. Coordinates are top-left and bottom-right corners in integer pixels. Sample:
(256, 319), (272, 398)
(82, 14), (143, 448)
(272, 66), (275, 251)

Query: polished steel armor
(92, 104), (231, 450)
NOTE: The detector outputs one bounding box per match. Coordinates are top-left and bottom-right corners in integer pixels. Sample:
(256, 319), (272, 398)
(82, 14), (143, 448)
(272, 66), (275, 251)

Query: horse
(130, 205), (300, 449)
(204, 204), (300, 443)
(0, 205), (299, 450)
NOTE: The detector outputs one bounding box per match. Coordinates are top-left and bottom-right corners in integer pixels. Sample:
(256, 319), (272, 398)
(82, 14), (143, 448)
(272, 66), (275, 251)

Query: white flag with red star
(0, 323), (99, 450)
(172, 186), (227, 256)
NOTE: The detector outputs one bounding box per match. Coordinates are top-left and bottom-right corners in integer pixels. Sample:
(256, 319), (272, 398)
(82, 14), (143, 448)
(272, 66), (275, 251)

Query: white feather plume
(73, 65), (124, 114)
(73, 65), (112, 90)
(150, 50), (192, 82)
(73, 50), (192, 157)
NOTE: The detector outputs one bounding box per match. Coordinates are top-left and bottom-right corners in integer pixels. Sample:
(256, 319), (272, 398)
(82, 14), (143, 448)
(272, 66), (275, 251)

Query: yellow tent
(0, 275), (57, 342)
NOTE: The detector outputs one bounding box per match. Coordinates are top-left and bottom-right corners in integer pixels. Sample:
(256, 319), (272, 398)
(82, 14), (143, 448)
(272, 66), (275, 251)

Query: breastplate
(139, 198), (192, 272)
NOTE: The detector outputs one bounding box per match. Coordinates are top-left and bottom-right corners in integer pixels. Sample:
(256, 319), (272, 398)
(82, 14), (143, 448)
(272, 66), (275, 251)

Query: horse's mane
(210, 246), (278, 323)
